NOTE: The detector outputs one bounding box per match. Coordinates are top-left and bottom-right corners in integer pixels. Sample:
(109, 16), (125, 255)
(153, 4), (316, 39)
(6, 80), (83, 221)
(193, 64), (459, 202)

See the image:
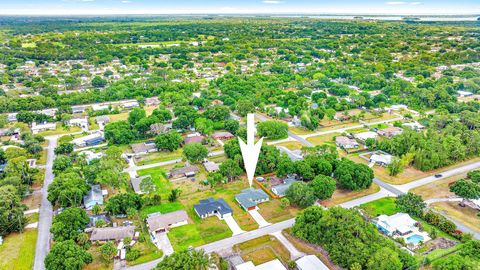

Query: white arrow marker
(239, 113), (264, 187)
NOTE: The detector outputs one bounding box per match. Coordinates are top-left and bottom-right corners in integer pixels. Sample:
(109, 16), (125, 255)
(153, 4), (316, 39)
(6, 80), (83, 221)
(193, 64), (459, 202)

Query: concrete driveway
(155, 232), (174, 256)
(224, 215), (245, 235)
(248, 209), (271, 227)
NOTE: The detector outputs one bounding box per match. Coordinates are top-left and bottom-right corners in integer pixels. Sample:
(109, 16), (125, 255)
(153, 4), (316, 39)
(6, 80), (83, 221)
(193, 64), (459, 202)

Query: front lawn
(306, 132), (339, 146)
(321, 183), (380, 207)
(135, 149), (183, 166)
(0, 229), (38, 270)
(233, 235), (291, 265)
(359, 197), (399, 217)
(257, 199), (300, 224)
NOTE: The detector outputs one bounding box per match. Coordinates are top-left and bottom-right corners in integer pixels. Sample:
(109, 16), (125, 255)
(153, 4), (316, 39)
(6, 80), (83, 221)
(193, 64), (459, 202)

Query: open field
(359, 197), (399, 217)
(289, 126), (315, 135)
(257, 198), (301, 224)
(233, 235), (291, 265)
(0, 229), (38, 270)
(38, 125), (82, 136)
(321, 183), (380, 207)
(85, 245), (113, 270)
(306, 132), (340, 146)
(135, 149), (183, 166)
(431, 202), (480, 232)
(410, 173), (466, 200)
(274, 140), (304, 150)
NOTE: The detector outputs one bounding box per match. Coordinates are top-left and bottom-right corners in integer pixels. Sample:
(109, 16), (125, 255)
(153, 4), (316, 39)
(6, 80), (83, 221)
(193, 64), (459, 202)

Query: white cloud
(121, 0), (131, 3)
(410, 2), (422, 5)
(263, 0), (284, 4)
(80, 0), (95, 2)
(386, 1), (406, 5)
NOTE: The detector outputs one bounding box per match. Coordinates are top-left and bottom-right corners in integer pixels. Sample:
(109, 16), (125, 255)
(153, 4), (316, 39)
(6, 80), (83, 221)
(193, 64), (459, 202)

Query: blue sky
(0, 0), (479, 15)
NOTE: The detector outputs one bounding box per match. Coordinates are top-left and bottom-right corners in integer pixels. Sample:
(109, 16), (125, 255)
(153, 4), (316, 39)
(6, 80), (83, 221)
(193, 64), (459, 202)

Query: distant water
(275, 15), (479, 21)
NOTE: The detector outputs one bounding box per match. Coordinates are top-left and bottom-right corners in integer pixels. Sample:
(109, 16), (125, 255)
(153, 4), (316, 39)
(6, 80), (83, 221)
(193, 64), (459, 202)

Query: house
(296, 255), (329, 270)
(168, 165), (199, 178)
(457, 90), (473, 97)
(375, 213), (418, 236)
(203, 161), (219, 173)
(150, 123), (170, 135)
(183, 135), (205, 145)
(146, 210), (188, 233)
(402, 122), (425, 130)
(31, 122), (56, 134)
(354, 131), (378, 141)
(370, 153), (393, 166)
(271, 177), (297, 197)
(289, 116), (302, 127)
(377, 127), (403, 138)
(145, 96), (160, 106)
(235, 259), (287, 270)
(389, 104), (408, 111)
(194, 198), (233, 220)
(235, 188), (269, 211)
(335, 136), (359, 149)
(7, 113), (17, 122)
(72, 132), (105, 147)
(87, 213), (111, 228)
(78, 151), (104, 164)
(212, 131), (234, 141)
(122, 101), (139, 109)
(91, 104), (109, 111)
(95, 115), (110, 125)
(68, 117), (89, 130)
(83, 185), (106, 210)
(90, 226), (135, 242)
(130, 141), (157, 156)
(334, 112), (351, 121)
(71, 105), (87, 114)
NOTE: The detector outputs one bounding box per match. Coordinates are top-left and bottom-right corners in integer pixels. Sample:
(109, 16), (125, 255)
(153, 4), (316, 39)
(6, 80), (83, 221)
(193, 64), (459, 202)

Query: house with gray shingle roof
(235, 188), (269, 211)
(271, 177), (297, 197)
(194, 198), (232, 220)
(83, 185), (104, 210)
(90, 226), (135, 242)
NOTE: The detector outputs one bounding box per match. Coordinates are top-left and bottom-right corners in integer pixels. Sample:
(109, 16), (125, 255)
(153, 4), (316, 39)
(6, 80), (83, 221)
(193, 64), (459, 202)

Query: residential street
(33, 136), (58, 270)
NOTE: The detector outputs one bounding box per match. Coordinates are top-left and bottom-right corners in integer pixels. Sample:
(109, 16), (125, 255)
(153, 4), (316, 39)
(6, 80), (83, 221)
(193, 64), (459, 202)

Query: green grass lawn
(0, 229), (38, 270)
(359, 197), (399, 217)
(233, 235), (291, 265)
(306, 133), (339, 146)
(126, 240), (163, 266)
(38, 125), (82, 136)
(137, 167), (171, 197)
(139, 202), (184, 219)
(135, 149), (183, 166)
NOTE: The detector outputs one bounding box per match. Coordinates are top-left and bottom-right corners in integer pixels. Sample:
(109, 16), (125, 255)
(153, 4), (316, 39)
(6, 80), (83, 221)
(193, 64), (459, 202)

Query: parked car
(434, 174), (443, 178)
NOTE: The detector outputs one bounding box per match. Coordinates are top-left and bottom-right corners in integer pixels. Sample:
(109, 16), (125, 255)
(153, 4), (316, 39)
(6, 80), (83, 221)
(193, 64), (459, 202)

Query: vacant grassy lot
(85, 245), (113, 270)
(431, 202), (480, 232)
(306, 132), (340, 146)
(359, 197), (399, 217)
(275, 140), (304, 150)
(0, 229), (38, 270)
(38, 125), (82, 136)
(137, 166), (172, 198)
(233, 235), (291, 265)
(126, 240), (163, 266)
(109, 112), (129, 122)
(289, 126), (315, 135)
(135, 149), (183, 166)
(411, 173), (466, 200)
(321, 183), (380, 207)
(257, 199), (300, 224)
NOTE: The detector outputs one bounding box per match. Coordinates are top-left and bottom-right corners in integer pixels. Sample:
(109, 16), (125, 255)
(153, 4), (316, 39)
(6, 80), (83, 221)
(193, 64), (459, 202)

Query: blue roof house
(194, 198), (232, 220)
(235, 188), (269, 211)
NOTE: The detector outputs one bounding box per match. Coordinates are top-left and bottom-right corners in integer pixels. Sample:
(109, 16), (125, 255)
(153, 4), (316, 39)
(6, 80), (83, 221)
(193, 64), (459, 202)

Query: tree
(105, 193), (142, 215)
(276, 155), (295, 177)
(128, 108), (146, 126)
(156, 249), (214, 270)
(204, 105), (230, 122)
(224, 120), (240, 134)
(45, 240), (93, 270)
(155, 131), (183, 151)
(151, 108), (172, 122)
(104, 121), (137, 145)
(91, 76), (107, 88)
(396, 192), (426, 217)
(100, 242), (117, 261)
(207, 172), (225, 189)
(325, 108), (336, 120)
(47, 172), (90, 207)
(285, 182), (316, 208)
(295, 160), (315, 181)
(183, 143), (208, 163)
(50, 207), (89, 241)
(52, 155), (73, 175)
(366, 247), (403, 270)
(194, 118), (214, 135)
(334, 159), (374, 190)
(168, 188), (182, 202)
(450, 180), (480, 203)
(223, 139), (241, 159)
(219, 159), (243, 181)
(280, 197), (290, 208)
(387, 157), (405, 176)
(309, 175), (336, 200)
(432, 254), (476, 270)
(54, 143), (74, 155)
(139, 176), (156, 194)
(256, 120), (288, 139)
(236, 100), (255, 117)
(0, 185), (27, 235)
(467, 170), (480, 183)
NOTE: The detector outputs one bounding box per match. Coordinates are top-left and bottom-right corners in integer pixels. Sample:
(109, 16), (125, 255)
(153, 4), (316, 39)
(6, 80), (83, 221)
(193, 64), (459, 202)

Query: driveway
(248, 209), (270, 227)
(224, 215), (245, 235)
(155, 232), (174, 256)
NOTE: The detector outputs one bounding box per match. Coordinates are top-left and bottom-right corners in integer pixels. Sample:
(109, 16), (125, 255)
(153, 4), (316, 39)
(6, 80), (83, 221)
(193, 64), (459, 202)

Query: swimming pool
(406, 234), (424, 245)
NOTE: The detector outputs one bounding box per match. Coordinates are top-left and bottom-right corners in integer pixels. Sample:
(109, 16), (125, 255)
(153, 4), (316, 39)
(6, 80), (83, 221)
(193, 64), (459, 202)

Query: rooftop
(90, 226), (135, 241)
(146, 210), (188, 232)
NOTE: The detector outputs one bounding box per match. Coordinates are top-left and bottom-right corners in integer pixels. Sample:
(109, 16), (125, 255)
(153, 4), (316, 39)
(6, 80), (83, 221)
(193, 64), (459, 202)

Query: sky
(0, 0), (479, 16)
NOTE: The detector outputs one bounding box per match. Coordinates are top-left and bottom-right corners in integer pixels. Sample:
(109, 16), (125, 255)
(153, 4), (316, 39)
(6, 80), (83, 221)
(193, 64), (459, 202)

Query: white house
(354, 131), (378, 141)
(146, 211), (188, 233)
(236, 259), (287, 270)
(72, 132), (105, 147)
(370, 153), (393, 166)
(376, 213), (418, 236)
(296, 255), (329, 270)
(402, 122), (425, 130)
(31, 122), (56, 134)
(68, 117), (89, 130)
(457, 90), (473, 97)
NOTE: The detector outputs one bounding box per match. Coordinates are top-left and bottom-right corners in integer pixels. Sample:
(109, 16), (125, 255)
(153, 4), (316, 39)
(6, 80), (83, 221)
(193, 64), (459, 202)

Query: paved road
(33, 136), (58, 270)
(373, 178), (405, 196)
(123, 150), (225, 172)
